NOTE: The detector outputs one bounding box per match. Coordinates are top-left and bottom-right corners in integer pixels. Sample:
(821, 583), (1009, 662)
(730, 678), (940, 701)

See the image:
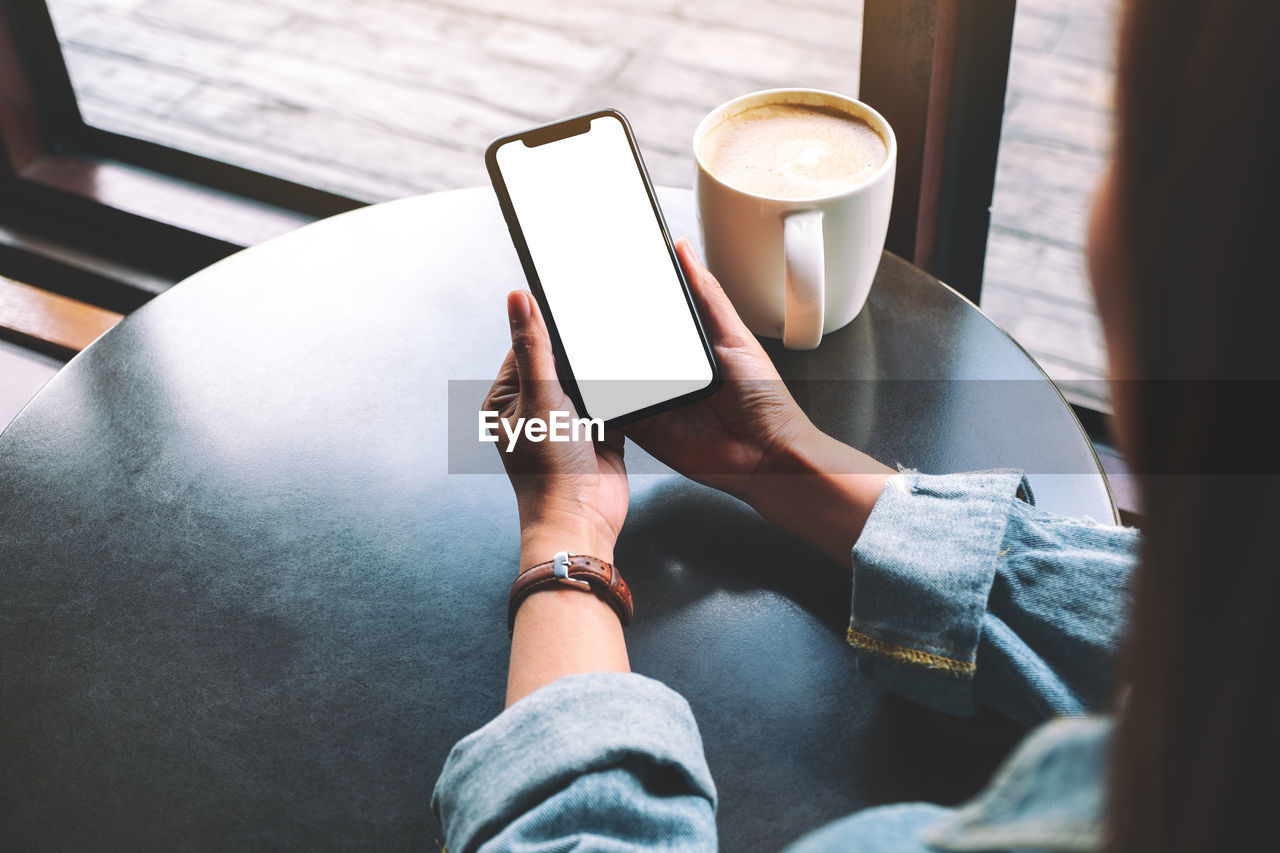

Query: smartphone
(485, 109), (718, 428)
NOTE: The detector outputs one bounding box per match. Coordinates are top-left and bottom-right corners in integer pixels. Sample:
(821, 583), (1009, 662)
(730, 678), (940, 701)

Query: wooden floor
(42, 0), (1116, 409)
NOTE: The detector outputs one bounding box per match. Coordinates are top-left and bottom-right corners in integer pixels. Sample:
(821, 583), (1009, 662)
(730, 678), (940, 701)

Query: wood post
(860, 0), (1016, 303)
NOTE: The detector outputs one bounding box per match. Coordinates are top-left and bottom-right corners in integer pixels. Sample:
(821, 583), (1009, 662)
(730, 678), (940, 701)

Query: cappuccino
(698, 103), (888, 200)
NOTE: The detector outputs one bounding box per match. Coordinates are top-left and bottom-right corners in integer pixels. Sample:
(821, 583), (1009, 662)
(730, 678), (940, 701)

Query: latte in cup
(698, 103), (888, 200)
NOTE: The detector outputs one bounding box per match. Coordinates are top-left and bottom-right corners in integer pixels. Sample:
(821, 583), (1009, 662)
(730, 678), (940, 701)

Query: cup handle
(782, 209), (824, 349)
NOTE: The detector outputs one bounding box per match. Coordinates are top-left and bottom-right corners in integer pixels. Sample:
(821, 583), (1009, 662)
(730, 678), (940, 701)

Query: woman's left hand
(483, 290), (629, 569)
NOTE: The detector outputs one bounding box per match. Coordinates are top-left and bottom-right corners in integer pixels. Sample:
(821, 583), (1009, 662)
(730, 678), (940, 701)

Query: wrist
(744, 424), (895, 566)
(743, 420), (827, 513)
(519, 513), (617, 570)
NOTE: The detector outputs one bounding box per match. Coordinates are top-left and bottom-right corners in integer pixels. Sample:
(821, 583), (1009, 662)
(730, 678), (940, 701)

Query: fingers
(507, 290), (559, 383)
(674, 238), (755, 347)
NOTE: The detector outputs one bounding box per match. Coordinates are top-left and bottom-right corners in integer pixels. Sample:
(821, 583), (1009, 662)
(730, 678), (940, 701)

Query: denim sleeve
(848, 470), (1139, 727)
(431, 671), (717, 853)
(781, 716), (1111, 852)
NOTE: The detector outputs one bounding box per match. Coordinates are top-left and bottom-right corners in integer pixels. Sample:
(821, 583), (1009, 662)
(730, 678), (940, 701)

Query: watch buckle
(553, 550), (592, 590)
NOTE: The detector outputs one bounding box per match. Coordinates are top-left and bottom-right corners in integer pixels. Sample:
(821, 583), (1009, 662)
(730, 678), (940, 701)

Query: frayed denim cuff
(848, 469), (1032, 716)
(432, 671), (716, 852)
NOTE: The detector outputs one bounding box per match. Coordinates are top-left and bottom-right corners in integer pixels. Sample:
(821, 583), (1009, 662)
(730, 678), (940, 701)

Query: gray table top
(0, 187), (1113, 850)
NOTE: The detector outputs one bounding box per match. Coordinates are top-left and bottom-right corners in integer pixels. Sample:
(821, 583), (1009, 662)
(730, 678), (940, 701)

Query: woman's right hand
(624, 239), (817, 505)
(627, 239), (894, 566)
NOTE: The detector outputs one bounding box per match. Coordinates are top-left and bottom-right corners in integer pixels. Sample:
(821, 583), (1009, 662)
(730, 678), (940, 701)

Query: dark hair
(1108, 0), (1280, 850)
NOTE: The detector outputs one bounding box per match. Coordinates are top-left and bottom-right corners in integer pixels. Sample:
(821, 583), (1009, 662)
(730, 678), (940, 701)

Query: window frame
(0, 0), (363, 312)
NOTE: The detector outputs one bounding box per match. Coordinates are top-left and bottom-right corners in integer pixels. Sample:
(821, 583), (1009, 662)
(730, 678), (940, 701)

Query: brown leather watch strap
(507, 552), (633, 633)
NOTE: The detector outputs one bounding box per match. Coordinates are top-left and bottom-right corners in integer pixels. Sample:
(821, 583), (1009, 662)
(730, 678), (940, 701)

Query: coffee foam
(699, 102), (888, 200)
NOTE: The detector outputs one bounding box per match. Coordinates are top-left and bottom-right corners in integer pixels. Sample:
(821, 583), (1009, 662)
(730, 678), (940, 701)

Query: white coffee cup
(693, 89), (896, 349)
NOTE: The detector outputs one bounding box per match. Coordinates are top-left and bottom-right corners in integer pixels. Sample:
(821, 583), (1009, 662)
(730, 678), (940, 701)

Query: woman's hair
(1107, 0), (1280, 850)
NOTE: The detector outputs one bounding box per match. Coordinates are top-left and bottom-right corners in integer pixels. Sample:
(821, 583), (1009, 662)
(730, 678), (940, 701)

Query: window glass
(47, 0), (863, 200)
(980, 0), (1118, 410)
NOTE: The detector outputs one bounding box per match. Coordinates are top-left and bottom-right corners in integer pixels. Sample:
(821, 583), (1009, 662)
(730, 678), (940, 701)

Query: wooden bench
(0, 275), (123, 361)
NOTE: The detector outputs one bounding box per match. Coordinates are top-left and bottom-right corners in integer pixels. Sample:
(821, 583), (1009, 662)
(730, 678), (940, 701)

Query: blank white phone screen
(496, 115), (713, 422)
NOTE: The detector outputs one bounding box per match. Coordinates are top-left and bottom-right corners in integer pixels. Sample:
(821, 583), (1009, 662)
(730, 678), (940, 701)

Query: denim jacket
(433, 470), (1140, 852)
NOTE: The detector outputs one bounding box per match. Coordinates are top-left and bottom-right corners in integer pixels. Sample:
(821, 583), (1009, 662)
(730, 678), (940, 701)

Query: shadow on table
(615, 475), (1028, 845)
(619, 474), (852, 633)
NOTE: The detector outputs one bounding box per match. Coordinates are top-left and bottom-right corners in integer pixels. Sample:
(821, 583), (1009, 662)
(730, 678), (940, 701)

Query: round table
(0, 187), (1114, 850)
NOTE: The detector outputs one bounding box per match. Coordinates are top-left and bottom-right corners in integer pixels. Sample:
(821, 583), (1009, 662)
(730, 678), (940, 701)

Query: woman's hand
(627, 240), (894, 566)
(486, 290), (631, 707)
(625, 239), (817, 505)
(484, 290), (628, 569)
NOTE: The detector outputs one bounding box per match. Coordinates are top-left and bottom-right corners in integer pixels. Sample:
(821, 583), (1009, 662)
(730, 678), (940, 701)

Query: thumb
(507, 291), (559, 384)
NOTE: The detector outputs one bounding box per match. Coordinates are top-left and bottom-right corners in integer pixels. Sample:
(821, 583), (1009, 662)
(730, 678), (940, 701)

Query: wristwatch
(507, 551), (633, 633)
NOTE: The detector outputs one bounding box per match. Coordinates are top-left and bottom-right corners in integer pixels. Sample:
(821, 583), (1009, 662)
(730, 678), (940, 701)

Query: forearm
(506, 522), (630, 707)
(746, 425), (894, 566)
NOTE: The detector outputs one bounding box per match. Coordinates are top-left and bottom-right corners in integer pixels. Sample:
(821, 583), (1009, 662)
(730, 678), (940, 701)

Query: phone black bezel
(484, 108), (720, 430)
